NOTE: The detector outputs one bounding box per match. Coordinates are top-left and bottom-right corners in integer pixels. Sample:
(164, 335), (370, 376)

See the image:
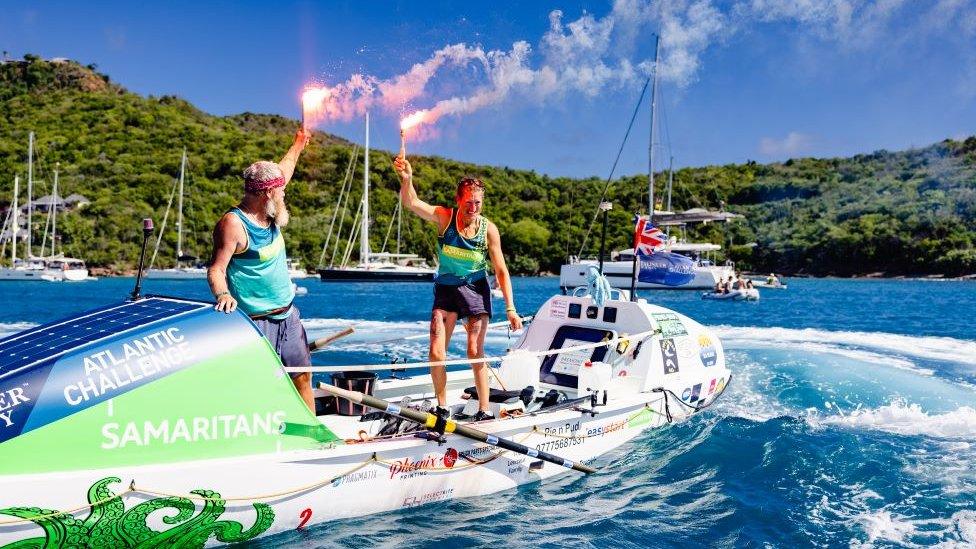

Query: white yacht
(286, 257), (309, 279)
(557, 39), (740, 293)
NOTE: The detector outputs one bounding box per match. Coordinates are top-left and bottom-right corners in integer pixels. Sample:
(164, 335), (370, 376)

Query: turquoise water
(2, 276), (975, 547)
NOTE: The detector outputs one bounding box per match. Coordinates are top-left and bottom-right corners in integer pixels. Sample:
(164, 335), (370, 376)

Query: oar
(308, 326), (355, 352)
(318, 383), (596, 474)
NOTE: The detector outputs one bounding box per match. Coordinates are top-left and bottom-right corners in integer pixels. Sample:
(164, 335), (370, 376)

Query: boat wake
(809, 400), (976, 439)
(713, 324), (976, 367)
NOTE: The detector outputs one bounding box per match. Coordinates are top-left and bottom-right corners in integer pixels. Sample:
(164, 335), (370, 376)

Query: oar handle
(308, 326), (355, 352)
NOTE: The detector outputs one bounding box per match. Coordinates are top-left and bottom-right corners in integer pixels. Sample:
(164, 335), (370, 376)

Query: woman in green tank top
(394, 156), (522, 422)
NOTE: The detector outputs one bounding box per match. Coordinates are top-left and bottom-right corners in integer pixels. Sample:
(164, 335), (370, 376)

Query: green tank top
(226, 208), (294, 318)
(436, 209), (489, 286)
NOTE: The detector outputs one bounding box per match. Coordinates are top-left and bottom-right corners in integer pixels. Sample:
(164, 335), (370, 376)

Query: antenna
(131, 218), (154, 300)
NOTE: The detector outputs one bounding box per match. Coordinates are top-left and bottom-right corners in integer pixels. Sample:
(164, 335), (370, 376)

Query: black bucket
(331, 371), (378, 416)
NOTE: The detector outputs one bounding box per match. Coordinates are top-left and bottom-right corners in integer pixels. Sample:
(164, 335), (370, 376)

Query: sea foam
(713, 325), (976, 366)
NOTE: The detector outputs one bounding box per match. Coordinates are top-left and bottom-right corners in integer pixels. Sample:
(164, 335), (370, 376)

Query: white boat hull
(0, 268), (62, 281)
(146, 268), (209, 279)
(560, 259), (733, 290)
(0, 394), (678, 547)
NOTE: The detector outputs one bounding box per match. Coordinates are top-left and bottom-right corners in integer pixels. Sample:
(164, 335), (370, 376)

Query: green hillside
(1, 56), (974, 277)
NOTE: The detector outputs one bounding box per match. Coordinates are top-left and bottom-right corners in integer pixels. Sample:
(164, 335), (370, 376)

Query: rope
(0, 429), (533, 526)
(0, 488), (136, 526)
(0, 457), (379, 525)
(136, 456), (377, 503)
(318, 145), (359, 268)
(586, 265), (613, 307)
(284, 327), (658, 373)
(577, 76), (651, 258)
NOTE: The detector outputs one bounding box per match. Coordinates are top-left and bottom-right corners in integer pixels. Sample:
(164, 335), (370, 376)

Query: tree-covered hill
(1, 56), (974, 277)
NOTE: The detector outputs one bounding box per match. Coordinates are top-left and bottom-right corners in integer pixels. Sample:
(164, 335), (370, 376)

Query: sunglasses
(458, 178), (485, 190)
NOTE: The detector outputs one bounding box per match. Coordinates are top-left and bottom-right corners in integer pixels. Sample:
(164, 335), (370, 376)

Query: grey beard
(266, 199), (290, 227)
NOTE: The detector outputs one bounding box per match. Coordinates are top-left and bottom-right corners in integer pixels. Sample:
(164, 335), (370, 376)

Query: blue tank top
(436, 209), (489, 286)
(226, 208), (294, 318)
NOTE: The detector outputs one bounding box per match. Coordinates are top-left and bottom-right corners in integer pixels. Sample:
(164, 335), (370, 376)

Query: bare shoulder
(214, 212), (245, 242)
(486, 219), (500, 235)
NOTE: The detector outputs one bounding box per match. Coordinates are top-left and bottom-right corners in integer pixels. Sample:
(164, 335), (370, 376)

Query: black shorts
(433, 277), (492, 319)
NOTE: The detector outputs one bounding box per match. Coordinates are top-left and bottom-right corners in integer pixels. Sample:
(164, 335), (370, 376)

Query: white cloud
(759, 132), (816, 156)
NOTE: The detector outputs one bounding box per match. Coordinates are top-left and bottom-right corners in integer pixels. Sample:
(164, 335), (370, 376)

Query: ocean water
(2, 276), (975, 548)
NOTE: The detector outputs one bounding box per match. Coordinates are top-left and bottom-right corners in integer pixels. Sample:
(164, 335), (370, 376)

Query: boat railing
(285, 325), (658, 374)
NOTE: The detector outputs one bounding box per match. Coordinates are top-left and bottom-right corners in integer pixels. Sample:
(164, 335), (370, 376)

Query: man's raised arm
(278, 126), (311, 185)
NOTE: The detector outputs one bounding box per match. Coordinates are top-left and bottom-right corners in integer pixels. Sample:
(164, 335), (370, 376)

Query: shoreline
(83, 268), (976, 282)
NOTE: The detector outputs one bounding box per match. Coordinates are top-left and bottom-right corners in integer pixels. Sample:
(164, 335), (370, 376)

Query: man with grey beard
(208, 127), (315, 411)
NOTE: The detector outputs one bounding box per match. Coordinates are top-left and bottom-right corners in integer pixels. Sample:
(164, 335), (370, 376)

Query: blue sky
(2, 1), (974, 178)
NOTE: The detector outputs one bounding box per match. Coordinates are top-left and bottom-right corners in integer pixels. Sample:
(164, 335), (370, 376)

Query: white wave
(723, 337), (931, 375)
(713, 325), (976, 367)
(855, 510), (918, 545)
(850, 510), (976, 548)
(814, 401), (976, 439)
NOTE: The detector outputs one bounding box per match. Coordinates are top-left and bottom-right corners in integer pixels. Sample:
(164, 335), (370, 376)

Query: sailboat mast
(176, 148), (186, 265)
(360, 112), (370, 265)
(51, 163), (59, 256)
(11, 175), (18, 264)
(27, 132), (33, 258)
(648, 34), (660, 223)
(667, 156), (674, 212)
(630, 33), (661, 302)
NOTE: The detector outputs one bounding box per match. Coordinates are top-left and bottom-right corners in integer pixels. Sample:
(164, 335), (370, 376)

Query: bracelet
(506, 307), (517, 313)
(215, 291), (230, 299)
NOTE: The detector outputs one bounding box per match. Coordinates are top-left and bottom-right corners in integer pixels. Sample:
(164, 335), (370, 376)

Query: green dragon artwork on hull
(0, 477), (275, 548)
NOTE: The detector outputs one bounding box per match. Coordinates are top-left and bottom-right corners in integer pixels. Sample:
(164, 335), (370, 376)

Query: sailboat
(146, 149), (208, 279)
(0, 133), (89, 282)
(559, 39), (739, 291)
(318, 112), (436, 282)
(36, 161), (90, 281)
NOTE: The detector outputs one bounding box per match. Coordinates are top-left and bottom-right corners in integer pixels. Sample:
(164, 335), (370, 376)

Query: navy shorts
(253, 306), (311, 376)
(433, 277), (492, 319)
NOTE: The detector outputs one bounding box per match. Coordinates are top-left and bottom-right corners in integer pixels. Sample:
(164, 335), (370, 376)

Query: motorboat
(287, 258), (309, 279)
(702, 288), (760, 301)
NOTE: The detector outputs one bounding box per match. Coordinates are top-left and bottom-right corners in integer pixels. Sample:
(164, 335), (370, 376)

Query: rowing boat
(0, 284), (729, 547)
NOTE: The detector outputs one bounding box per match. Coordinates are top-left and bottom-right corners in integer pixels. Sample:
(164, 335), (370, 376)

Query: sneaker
(472, 410), (495, 422)
(433, 406), (451, 418)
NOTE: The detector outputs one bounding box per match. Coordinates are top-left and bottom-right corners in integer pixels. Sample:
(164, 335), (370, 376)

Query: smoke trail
(304, 0), (976, 131)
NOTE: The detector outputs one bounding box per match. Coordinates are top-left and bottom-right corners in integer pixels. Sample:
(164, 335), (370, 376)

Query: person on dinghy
(393, 156), (522, 422)
(208, 126), (315, 411)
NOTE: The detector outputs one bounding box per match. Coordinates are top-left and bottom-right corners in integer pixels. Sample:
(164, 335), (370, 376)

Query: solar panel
(0, 297), (208, 380)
